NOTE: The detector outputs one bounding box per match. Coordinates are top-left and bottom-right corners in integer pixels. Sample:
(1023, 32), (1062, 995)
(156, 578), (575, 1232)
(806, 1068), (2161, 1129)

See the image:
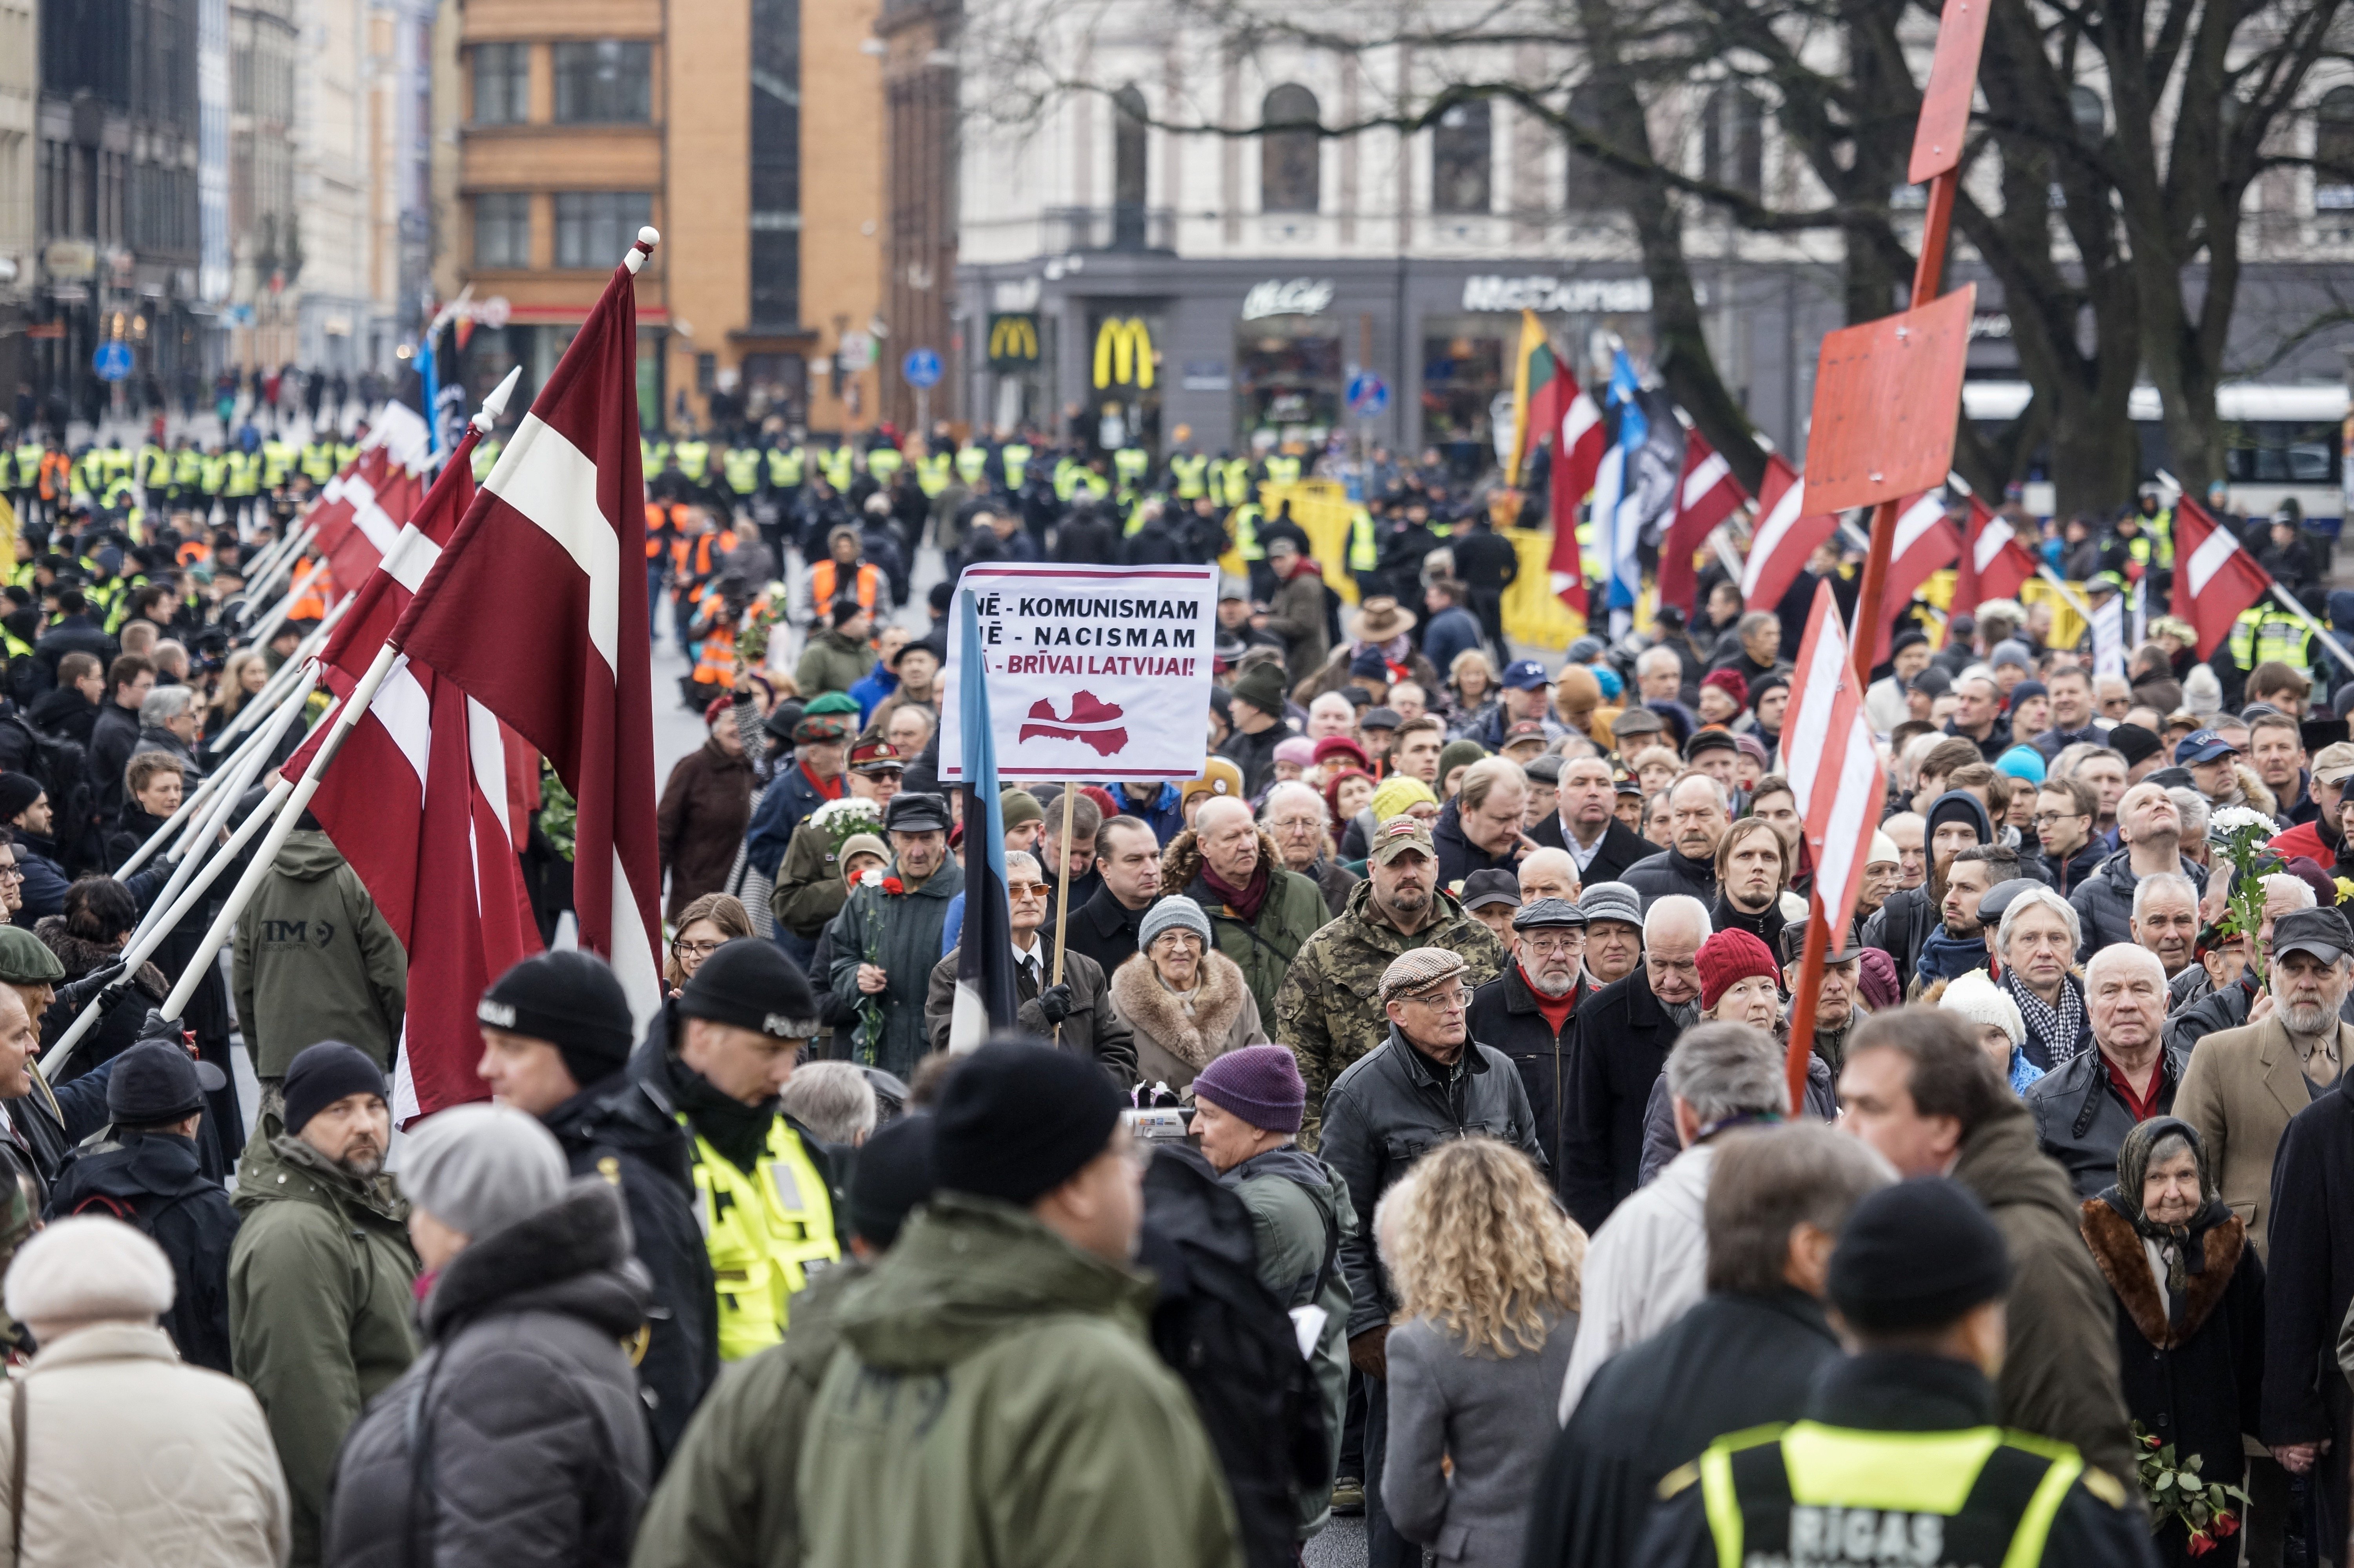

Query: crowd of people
(0, 393), (2349, 1566)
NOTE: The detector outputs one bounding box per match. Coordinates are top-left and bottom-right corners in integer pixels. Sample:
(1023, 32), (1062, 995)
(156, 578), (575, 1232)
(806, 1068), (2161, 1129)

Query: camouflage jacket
(1273, 878), (1506, 1149)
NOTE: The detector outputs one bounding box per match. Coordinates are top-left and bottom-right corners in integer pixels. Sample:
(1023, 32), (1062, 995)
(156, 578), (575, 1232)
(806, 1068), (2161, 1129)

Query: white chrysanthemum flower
(2207, 805), (2275, 840)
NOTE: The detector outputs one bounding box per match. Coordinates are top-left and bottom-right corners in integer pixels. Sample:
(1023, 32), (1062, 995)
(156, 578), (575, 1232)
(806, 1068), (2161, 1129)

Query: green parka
(626, 1262), (867, 1568)
(1161, 826), (1332, 1031)
(228, 1130), (419, 1566)
(230, 830), (407, 1078)
(796, 1193), (1245, 1568)
(794, 629), (873, 697)
(1273, 876), (1506, 1148)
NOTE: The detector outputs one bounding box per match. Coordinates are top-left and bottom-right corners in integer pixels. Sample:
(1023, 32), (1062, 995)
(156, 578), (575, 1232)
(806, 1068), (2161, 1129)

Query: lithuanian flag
(1505, 310), (1560, 484)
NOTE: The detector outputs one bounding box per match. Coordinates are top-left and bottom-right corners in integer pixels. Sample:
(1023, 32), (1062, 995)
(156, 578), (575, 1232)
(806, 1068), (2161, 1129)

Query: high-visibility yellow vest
(1216, 458), (1254, 508)
(1000, 443), (1032, 489)
(1231, 503), (1264, 561)
(1689, 1421), (2098, 1568)
(101, 448), (133, 484)
(1053, 457), (1081, 501)
(199, 453), (230, 495)
(1113, 447), (1150, 491)
(767, 446), (804, 487)
(685, 1117), (840, 1361)
(334, 441), (359, 469)
(261, 439), (294, 488)
(174, 448), (203, 486)
(11, 446), (39, 488)
(2229, 606), (2313, 673)
(139, 444), (172, 487)
(674, 440), (711, 481)
(301, 441), (335, 482)
(722, 447), (761, 495)
(1168, 453), (1208, 498)
(226, 452), (260, 497)
(472, 437), (502, 480)
(818, 447), (855, 490)
(867, 447), (905, 484)
(1348, 506), (1378, 573)
(1264, 453), (1303, 486)
(916, 452), (951, 497)
(955, 445), (989, 485)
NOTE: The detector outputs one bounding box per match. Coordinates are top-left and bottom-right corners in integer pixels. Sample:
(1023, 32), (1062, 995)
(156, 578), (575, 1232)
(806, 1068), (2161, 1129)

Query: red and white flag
(306, 403), (431, 592)
(1867, 492), (1961, 665)
(1657, 431), (1747, 617)
(1951, 496), (2037, 615)
(395, 232), (665, 1032)
(292, 422), (543, 1120)
(2172, 496), (2276, 657)
(1740, 455), (1838, 612)
(1781, 579), (1886, 948)
(1542, 371), (1606, 617)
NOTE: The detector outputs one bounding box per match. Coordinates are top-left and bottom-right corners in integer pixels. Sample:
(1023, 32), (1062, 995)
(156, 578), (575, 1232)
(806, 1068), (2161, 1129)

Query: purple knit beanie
(1192, 1046), (1307, 1135)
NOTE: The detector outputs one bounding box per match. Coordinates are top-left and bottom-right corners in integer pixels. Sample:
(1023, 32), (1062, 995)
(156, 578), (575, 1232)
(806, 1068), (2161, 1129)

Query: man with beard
(2068, 780), (2206, 957)
(1622, 774), (1729, 909)
(1533, 756), (1653, 885)
(1862, 790), (1991, 985)
(1277, 815), (1505, 1148)
(1559, 894), (1710, 1232)
(1708, 818), (1788, 955)
(229, 1042), (419, 1564)
(1915, 844), (2017, 991)
(1467, 898), (1591, 1186)
(1578, 883), (1645, 988)
(2024, 943), (2183, 1198)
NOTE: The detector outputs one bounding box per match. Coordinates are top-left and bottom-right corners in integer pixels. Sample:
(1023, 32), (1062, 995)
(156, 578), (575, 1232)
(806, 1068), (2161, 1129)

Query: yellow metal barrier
(1502, 531), (1587, 650)
(1918, 569), (2089, 650)
(1259, 481), (1361, 602)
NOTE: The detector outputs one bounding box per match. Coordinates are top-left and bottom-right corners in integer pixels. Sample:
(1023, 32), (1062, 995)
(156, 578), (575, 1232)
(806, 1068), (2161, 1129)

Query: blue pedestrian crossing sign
(93, 340), (133, 382)
(1346, 372), (1389, 418)
(902, 348), (942, 389)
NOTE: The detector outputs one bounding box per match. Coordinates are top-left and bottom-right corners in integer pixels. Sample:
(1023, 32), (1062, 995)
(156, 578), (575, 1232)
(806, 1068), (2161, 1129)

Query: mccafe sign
(1241, 278), (1336, 320)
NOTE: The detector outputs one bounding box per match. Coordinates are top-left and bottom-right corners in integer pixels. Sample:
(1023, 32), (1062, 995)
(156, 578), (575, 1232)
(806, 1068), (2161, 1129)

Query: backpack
(1138, 1144), (1330, 1568)
(0, 709), (95, 867)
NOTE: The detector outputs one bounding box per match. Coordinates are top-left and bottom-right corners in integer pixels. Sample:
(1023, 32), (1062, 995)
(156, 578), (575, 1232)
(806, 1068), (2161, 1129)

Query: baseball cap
(2175, 728), (2239, 765)
(1501, 659), (1551, 691)
(2272, 906), (2354, 967)
(1503, 720), (1549, 746)
(2313, 741), (2354, 787)
(1367, 815), (1436, 866)
(1459, 869), (1520, 911)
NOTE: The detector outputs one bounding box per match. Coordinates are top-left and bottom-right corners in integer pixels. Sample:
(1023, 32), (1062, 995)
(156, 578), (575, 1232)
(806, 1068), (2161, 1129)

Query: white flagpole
(121, 675), (321, 954)
(41, 774), (298, 1078)
(156, 639), (405, 1023)
(114, 667), (314, 877)
(239, 519), (314, 597)
(240, 557), (330, 653)
(239, 522), (317, 610)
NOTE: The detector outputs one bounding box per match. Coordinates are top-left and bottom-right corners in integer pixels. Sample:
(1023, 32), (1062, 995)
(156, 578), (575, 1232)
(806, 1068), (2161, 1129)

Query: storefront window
(1086, 307), (1165, 452)
(1421, 316), (1506, 471)
(1235, 316), (1340, 450)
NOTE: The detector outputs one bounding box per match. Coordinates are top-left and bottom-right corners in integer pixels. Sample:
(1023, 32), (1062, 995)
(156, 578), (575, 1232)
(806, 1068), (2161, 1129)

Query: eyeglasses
(1006, 883), (1051, 900)
(2030, 810), (2087, 826)
(670, 938), (723, 958)
(1521, 934), (1585, 958)
(1400, 988), (1469, 1013)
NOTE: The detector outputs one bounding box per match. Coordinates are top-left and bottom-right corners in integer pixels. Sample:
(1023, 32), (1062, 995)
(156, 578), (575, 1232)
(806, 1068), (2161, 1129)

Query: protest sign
(938, 563), (1219, 781)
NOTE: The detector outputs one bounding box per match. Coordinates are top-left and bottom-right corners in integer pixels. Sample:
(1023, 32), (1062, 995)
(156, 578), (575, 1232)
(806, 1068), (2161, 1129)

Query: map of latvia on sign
(1019, 692), (1130, 757)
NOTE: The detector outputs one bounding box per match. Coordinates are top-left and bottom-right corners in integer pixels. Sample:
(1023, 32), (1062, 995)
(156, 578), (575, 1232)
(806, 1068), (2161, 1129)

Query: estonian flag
(948, 589), (1020, 1051)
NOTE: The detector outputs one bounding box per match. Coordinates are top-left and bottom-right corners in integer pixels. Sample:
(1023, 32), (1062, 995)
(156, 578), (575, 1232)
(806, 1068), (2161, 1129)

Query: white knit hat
(1867, 831), (1899, 868)
(5, 1217), (175, 1326)
(1939, 969), (2024, 1047)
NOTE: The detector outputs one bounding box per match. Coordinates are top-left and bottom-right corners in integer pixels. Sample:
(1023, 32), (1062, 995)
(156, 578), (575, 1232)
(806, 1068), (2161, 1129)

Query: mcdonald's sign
(1092, 316), (1156, 390)
(987, 313), (1040, 367)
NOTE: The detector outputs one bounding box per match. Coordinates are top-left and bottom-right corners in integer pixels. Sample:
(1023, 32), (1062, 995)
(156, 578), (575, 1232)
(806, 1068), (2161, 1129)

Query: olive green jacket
(797, 1195), (1244, 1568)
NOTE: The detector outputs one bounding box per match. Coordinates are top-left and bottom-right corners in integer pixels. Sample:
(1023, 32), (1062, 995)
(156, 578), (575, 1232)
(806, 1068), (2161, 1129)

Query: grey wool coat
(825, 858), (966, 1077)
(1382, 1307), (1578, 1567)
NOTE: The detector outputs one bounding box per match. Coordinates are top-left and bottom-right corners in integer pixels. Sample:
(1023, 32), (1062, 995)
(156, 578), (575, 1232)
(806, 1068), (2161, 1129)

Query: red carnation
(882, 876), (905, 896)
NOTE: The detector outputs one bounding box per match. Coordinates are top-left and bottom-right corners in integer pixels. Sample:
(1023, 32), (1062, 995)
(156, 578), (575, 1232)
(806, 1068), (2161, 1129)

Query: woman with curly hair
(1380, 1137), (1584, 1568)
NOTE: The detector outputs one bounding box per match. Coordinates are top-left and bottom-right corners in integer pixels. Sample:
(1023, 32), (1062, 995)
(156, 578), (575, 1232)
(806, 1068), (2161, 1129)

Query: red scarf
(1201, 859), (1270, 925)
(800, 761), (845, 802)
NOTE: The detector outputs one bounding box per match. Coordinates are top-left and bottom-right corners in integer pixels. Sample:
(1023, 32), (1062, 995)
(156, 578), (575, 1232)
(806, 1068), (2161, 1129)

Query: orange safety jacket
(809, 559), (880, 614)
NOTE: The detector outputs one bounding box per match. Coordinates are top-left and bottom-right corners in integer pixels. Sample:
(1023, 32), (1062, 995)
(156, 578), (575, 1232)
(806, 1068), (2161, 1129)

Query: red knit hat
(1697, 928), (1781, 1012)
(1700, 668), (1749, 707)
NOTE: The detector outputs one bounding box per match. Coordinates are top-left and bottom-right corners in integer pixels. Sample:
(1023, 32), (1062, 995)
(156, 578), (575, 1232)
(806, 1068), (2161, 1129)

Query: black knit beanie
(932, 1041), (1122, 1207)
(283, 1041), (388, 1135)
(1829, 1177), (2012, 1333)
(847, 1113), (936, 1249)
(479, 951), (636, 1088)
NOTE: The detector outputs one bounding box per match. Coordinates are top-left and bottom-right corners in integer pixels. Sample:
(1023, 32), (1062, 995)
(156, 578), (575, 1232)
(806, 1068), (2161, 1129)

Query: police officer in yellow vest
(955, 441), (990, 492)
(1263, 450), (1303, 488)
(721, 443), (762, 508)
(2228, 602), (2316, 684)
(999, 439), (1032, 491)
(1640, 1178), (2144, 1568)
(640, 936), (844, 1364)
(1215, 453), (1254, 509)
(1167, 448), (1208, 501)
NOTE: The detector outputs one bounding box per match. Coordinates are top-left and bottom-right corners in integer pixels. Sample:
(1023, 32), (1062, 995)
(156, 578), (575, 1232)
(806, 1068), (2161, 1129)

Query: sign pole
(1049, 778), (1077, 1045)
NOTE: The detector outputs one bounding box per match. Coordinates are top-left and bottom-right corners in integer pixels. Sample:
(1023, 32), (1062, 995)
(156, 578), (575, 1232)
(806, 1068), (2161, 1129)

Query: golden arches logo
(988, 314), (1039, 362)
(1093, 317), (1155, 389)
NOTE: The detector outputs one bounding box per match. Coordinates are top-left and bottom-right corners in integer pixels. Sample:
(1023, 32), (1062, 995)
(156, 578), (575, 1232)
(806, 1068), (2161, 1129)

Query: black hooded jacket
(44, 1129), (239, 1373)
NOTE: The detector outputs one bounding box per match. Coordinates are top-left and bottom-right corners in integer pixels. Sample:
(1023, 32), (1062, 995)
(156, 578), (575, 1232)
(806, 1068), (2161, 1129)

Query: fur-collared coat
(1108, 948), (1266, 1093)
(2079, 1197), (2265, 1488)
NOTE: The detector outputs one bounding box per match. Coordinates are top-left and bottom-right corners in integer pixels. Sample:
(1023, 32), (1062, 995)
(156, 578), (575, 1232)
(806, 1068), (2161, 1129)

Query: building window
(1565, 86), (1639, 215)
(2319, 88), (2354, 211)
(1261, 84), (1321, 214)
(473, 192), (531, 268)
(1702, 86), (1762, 198)
(1113, 84), (1149, 248)
(553, 41), (652, 124)
(750, 0), (800, 325)
(472, 42), (529, 125)
(554, 191), (651, 268)
(1432, 98), (1492, 215)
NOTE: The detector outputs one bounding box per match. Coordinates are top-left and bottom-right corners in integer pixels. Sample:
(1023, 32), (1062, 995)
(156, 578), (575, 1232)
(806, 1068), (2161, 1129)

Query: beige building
(0, 0), (34, 398)
(441, 0), (892, 437)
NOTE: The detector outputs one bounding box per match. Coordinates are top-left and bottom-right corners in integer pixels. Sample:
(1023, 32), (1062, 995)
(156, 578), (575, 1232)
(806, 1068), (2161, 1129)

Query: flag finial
(625, 228), (661, 275)
(471, 366), (523, 433)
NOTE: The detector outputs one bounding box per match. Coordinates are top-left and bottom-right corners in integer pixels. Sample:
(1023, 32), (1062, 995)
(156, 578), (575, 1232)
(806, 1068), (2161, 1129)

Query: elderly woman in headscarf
(1109, 896), (1267, 1094)
(2077, 1118), (2264, 1565)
